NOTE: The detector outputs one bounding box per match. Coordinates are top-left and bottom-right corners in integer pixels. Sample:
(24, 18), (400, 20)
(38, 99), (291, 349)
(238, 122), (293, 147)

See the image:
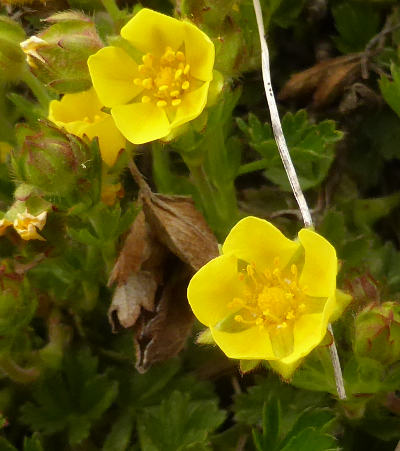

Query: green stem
(238, 159), (268, 176)
(21, 69), (52, 111)
(101, 0), (124, 26)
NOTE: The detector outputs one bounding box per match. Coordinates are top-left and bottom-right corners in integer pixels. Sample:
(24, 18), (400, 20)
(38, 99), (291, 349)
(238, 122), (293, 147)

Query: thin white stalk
(252, 0), (347, 400)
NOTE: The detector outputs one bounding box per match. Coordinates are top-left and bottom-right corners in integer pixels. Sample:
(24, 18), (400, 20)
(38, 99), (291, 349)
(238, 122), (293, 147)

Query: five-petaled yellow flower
(188, 216), (344, 378)
(87, 8), (215, 144)
(48, 88), (126, 167)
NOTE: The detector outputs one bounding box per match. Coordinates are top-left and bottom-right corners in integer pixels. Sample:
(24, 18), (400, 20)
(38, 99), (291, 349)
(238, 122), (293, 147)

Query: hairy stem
(252, 0), (346, 400)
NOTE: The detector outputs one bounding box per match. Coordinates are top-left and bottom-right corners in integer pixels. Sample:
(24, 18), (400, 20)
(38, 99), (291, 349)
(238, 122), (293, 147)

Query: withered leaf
(279, 54), (361, 108)
(141, 191), (219, 272)
(108, 163), (219, 371)
(135, 261), (194, 373)
(108, 210), (152, 286)
(109, 272), (157, 331)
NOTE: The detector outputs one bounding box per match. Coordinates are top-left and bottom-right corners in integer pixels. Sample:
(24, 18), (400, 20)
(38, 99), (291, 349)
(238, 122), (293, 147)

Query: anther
(171, 99), (181, 107)
(142, 78), (153, 89)
(134, 78), (142, 86)
(183, 64), (190, 75)
(142, 53), (153, 66)
(181, 81), (190, 90)
(175, 69), (183, 80)
(235, 315), (244, 322)
(176, 51), (185, 61)
(138, 65), (146, 73)
(156, 100), (167, 108)
(141, 96), (151, 103)
(170, 90), (180, 97)
(277, 321), (287, 329)
(158, 85), (169, 92)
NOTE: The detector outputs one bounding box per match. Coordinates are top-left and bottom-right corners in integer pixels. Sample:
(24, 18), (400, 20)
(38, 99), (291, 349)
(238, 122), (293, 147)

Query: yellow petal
(48, 88), (104, 124)
(111, 102), (171, 144)
(88, 46), (142, 108)
(222, 216), (300, 271)
(281, 313), (327, 364)
(211, 326), (275, 360)
(170, 82), (210, 129)
(183, 21), (214, 82)
(298, 228), (337, 298)
(84, 115), (126, 167)
(121, 8), (184, 56)
(330, 289), (352, 322)
(187, 254), (243, 327)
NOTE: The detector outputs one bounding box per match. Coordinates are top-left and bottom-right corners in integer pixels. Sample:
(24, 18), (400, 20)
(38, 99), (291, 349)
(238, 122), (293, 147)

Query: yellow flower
(187, 216), (342, 378)
(87, 8), (214, 144)
(13, 210), (47, 241)
(48, 88), (126, 167)
(0, 218), (12, 236)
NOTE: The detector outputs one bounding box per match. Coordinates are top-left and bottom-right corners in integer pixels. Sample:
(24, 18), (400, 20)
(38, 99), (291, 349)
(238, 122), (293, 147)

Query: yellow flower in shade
(48, 88), (126, 167)
(188, 216), (345, 379)
(87, 8), (214, 144)
(13, 210), (47, 241)
(0, 218), (12, 236)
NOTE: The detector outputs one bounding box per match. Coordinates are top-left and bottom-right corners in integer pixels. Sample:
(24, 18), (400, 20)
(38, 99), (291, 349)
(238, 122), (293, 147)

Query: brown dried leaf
(279, 54), (361, 108)
(109, 272), (158, 331)
(141, 192), (219, 271)
(108, 210), (152, 286)
(313, 61), (360, 108)
(134, 262), (194, 373)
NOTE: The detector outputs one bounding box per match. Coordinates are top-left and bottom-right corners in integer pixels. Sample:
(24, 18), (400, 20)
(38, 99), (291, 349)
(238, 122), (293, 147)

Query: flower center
(134, 46), (191, 108)
(229, 259), (306, 330)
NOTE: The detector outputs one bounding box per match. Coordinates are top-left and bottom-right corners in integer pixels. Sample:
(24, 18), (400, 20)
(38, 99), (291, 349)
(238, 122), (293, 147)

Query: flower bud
(20, 11), (103, 93)
(12, 122), (96, 198)
(354, 302), (400, 365)
(0, 16), (26, 82)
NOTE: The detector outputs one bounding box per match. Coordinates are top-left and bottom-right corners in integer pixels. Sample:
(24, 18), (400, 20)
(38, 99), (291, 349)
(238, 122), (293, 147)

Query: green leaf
(234, 374), (327, 432)
(379, 64), (400, 118)
(238, 111), (342, 191)
(332, 3), (380, 54)
(20, 348), (118, 445)
(343, 356), (385, 396)
(0, 437), (17, 451)
(253, 399), (281, 451)
(137, 391), (226, 451)
(23, 434), (44, 451)
(103, 410), (135, 451)
(279, 427), (337, 451)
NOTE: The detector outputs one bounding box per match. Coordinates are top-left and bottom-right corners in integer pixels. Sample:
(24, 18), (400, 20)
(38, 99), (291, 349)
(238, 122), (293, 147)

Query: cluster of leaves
(0, 0), (400, 450)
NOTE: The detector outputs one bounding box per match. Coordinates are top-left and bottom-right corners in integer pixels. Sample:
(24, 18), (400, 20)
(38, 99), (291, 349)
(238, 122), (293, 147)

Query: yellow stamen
(181, 81), (190, 90)
(142, 78), (153, 89)
(134, 78), (142, 86)
(176, 51), (185, 61)
(184, 64), (190, 75)
(171, 99), (181, 106)
(170, 90), (180, 97)
(142, 53), (153, 66)
(158, 85), (169, 92)
(156, 100), (167, 108)
(141, 95), (151, 103)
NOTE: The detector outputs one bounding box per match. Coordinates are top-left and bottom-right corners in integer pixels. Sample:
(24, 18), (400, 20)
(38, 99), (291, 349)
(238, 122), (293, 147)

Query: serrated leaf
(21, 348), (118, 445)
(137, 391), (226, 451)
(239, 111), (342, 191)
